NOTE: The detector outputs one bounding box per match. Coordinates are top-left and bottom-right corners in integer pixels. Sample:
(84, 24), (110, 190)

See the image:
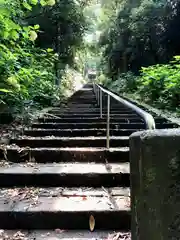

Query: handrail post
(93, 83), (95, 97)
(97, 87), (99, 106)
(94, 84), (97, 99)
(106, 94), (110, 149)
(100, 89), (102, 118)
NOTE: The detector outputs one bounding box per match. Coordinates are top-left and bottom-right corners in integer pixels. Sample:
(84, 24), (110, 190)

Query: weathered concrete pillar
(130, 129), (180, 240)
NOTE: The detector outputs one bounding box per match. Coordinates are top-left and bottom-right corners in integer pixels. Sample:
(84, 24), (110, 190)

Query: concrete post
(130, 129), (180, 240)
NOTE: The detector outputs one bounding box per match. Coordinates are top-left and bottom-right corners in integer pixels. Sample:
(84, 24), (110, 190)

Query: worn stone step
(69, 93), (94, 96)
(70, 94), (95, 98)
(24, 128), (138, 137)
(0, 162), (130, 187)
(66, 104), (130, 109)
(68, 100), (96, 102)
(66, 102), (126, 106)
(65, 100), (97, 104)
(0, 186), (130, 198)
(5, 147), (129, 163)
(67, 98), (95, 100)
(0, 230), (131, 239)
(61, 107), (129, 111)
(10, 136), (129, 148)
(39, 117), (168, 124)
(53, 113), (139, 118)
(49, 110), (135, 114)
(57, 110), (133, 114)
(31, 122), (175, 129)
(65, 104), (97, 108)
(50, 107), (133, 110)
(38, 117), (143, 123)
(153, 123), (176, 128)
(70, 93), (94, 95)
(0, 187), (130, 229)
(31, 122), (146, 129)
(67, 100), (95, 103)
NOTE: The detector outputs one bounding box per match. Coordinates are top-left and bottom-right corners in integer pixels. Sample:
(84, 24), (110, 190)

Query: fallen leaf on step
(13, 231), (26, 238)
(106, 232), (131, 240)
(19, 193), (27, 201)
(106, 164), (112, 171)
(125, 197), (131, 208)
(55, 229), (65, 234)
(82, 196), (87, 201)
(8, 189), (19, 198)
(0, 160), (11, 168)
(112, 232), (121, 240)
(89, 215), (95, 232)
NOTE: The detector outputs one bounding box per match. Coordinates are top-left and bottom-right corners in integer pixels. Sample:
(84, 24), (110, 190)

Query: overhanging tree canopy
(98, 0), (180, 78)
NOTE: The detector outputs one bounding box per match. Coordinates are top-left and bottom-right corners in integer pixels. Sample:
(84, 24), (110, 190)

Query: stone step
(66, 100), (96, 103)
(66, 102), (126, 106)
(71, 94), (94, 97)
(31, 122), (175, 129)
(0, 162), (130, 187)
(0, 230), (131, 239)
(38, 117), (143, 123)
(24, 128), (138, 137)
(69, 99), (96, 101)
(38, 117), (168, 124)
(49, 110), (135, 114)
(65, 100), (97, 104)
(66, 104), (130, 109)
(0, 187), (130, 229)
(31, 122), (147, 129)
(66, 100), (97, 103)
(65, 104), (97, 108)
(11, 136), (129, 148)
(5, 147), (129, 163)
(52, 113), (138, 118)
(61, 107), (129, 111)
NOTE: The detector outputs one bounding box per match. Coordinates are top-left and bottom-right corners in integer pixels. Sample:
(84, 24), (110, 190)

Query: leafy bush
(0, 0), (86, 117)
(0, 45), (62, 111)
(139, 56), (180, 110)
(0, 1), (57, 111)
(103, 56), (180, 112)
(98, 74), (109, 85)
(99, 72), (138, 93)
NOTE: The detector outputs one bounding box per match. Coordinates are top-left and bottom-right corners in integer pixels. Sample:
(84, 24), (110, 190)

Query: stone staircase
(0, 83), (176, 238)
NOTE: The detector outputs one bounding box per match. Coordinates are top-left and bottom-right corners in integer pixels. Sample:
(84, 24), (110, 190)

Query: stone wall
(130, 129), (180, 240)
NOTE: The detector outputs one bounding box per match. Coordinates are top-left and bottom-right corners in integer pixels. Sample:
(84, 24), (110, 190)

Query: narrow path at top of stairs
(0, 83), (148, 239)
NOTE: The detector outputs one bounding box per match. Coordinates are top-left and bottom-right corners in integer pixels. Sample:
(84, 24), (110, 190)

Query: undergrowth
(99, 56), (180, 115)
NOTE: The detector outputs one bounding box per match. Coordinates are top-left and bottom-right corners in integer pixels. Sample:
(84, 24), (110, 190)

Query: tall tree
(98, 0), (180, 79)
(26, 0), (87, 84)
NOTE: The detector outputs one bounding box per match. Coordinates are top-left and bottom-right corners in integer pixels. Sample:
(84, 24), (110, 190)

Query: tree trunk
(55, 22), (61, 85)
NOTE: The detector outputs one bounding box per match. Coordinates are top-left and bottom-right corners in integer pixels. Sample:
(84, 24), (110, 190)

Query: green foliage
(103, 56), (180, 111)
(0, 0), (88, 116)
(98, 0), (180, 77)
(27, 0), (87, 70)
(0, 45), (60, 109)
(97, 73), (107, 84)
(139, 57), (180, 109)
(98, 71), (138, 93)
(96, 0), (180, 113)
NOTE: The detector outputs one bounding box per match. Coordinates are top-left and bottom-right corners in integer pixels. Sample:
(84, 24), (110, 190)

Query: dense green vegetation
(0, 0), (179, 118)
(97, 0), (180, 113)
(0, 0), (87, 116)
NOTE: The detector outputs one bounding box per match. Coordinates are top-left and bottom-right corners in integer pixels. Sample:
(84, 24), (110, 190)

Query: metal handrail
(93, 83), (156, 149)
